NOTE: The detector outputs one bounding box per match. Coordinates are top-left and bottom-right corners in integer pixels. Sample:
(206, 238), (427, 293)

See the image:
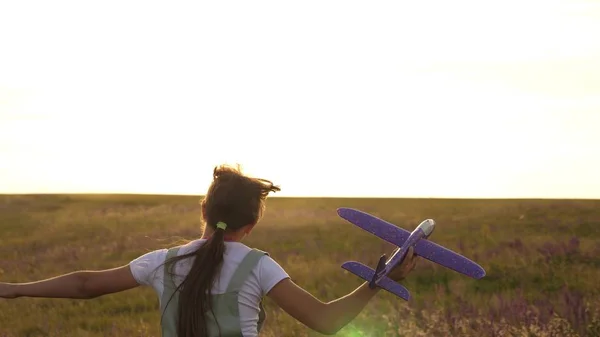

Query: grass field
(0, 194), (599, 336)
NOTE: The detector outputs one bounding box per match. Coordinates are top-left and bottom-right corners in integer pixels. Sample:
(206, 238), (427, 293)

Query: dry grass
(0, 195), (599, 336)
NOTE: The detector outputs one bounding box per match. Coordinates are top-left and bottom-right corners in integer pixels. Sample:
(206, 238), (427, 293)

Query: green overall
(160, 247), (268, 337)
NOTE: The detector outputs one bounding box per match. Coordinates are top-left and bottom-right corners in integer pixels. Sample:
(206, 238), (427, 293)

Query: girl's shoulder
(250, 249), (290, 296)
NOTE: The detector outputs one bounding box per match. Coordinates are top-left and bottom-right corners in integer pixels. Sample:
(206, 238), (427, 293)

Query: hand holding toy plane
(337, 208), (486, 300)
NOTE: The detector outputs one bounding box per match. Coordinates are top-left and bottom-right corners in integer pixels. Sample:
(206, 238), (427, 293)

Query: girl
(0, 165), (418, 336)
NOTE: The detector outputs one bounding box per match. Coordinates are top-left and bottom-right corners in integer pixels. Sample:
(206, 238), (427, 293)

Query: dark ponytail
(160, 164), (280, 337)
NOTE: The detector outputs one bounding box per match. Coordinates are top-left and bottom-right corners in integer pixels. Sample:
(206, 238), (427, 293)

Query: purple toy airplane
(337, 208), (486, 300)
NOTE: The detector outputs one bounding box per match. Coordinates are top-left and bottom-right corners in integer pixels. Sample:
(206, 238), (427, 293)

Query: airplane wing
(337, 208), (486, 279)
(337, 207), (411, 247)
(412, 235), (486, 279)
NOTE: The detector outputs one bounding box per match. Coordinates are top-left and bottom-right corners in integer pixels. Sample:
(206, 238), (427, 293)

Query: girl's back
(130, 239), (289, 337)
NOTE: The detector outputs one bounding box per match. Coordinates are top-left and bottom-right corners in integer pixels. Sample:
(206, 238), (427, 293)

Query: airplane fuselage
(372, 219), (435, 285)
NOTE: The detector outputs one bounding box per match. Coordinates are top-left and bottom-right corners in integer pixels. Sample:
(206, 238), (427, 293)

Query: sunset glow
(1, 0), (599, 198)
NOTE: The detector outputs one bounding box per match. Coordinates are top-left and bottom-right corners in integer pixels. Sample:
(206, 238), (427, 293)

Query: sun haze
(1, 0), (599, 198)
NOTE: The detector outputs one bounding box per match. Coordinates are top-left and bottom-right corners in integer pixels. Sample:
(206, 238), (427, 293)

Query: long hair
(160, 164), (280, 337)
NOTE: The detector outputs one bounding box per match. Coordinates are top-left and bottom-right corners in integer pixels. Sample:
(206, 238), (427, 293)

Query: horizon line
(1, 192), (598, 201)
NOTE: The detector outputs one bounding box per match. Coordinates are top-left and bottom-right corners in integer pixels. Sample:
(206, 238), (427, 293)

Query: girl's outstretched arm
(267, 247), (418, 335)
(0, 265), (139, 299)
(267, 278), (381, 335)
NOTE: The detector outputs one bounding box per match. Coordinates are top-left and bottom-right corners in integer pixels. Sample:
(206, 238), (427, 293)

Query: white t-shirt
(129, 239), (290, 337)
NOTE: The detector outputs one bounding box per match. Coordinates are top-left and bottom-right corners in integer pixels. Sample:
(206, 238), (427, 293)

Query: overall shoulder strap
(160, 247), (181, 337)
(162, 247), (181, 295)
(225, 248), (268, 293)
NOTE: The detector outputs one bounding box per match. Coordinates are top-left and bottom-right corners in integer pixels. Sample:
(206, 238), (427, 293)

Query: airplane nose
(420, 219), (435, 237)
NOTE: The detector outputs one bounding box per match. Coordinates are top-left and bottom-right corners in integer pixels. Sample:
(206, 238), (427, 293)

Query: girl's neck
(201, 231), (244, 242)
(202, 236), (239, 242)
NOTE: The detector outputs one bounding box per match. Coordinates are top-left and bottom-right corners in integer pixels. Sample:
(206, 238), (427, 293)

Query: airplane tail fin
(368, 254), (387, 289)
(341, 261), (410, 301)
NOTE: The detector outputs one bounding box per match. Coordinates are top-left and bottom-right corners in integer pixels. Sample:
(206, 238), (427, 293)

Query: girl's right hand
(387, 246), (418, 282)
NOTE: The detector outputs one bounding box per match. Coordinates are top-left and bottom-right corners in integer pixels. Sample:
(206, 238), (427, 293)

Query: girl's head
(162, 164), (279, 337)
(200, 164), (280, 239)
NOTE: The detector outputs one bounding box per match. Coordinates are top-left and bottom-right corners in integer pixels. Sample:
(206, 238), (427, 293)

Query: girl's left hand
(387, 246), (418, 282)
(0, 282), (18, 299)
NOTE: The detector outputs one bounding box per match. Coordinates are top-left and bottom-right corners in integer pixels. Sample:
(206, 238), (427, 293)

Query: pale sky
(1, 0), (599, 198)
